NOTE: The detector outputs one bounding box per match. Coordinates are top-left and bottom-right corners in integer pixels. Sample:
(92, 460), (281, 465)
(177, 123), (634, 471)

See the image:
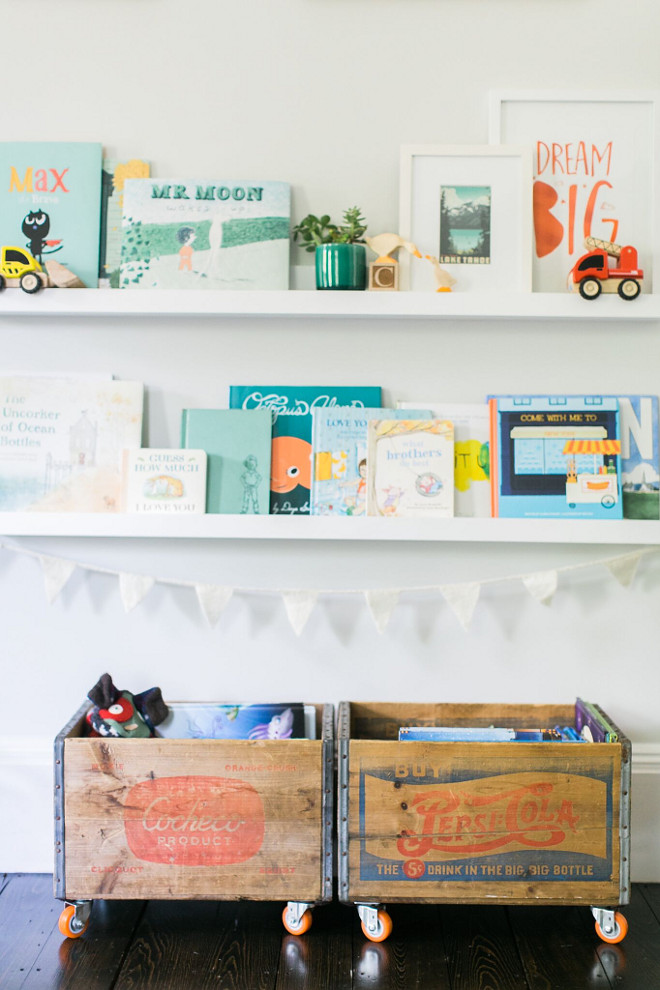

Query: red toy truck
(570, 236), (643, 300)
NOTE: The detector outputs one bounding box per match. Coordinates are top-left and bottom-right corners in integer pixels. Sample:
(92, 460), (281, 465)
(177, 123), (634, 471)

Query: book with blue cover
(311, 406), (432, 516)
(180, 408), (272, 514)
(120, 178), (290, 290)
(489, 395), (623, 520)
(156, 702), (312, 740)
(0, 141), (103, 288)
(229, 386), (382, 514)
(615, 395), (659, 520)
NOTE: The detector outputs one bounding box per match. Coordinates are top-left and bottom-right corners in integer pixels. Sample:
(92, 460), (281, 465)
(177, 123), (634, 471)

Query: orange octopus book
(229, 386), (382, 515)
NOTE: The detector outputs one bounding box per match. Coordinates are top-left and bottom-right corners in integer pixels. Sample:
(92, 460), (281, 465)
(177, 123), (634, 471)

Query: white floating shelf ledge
(1, 513), (659, 545)
(1, 289), (660, 320)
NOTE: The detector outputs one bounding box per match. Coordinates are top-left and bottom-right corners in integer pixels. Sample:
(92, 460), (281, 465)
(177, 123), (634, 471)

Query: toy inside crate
(338, 701), (630, 944)
(55, 701), (334, 938)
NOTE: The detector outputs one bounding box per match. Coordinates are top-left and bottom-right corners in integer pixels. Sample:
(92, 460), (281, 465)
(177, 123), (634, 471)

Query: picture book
(121, 448), (207, 514)
(398, 725), (585, 742)
(311, 406), (432, 516)
(367, 419), (454, 518)
(489, 395), (623, 520)
(0, 376), (143, 512)
(180, 408), (272, 514)
(120, 178), (290, 290)
(229, 386), (382, 515)
(99, 158), (150, 288)
(614, 395), (659, 520)
(0, 141), (103, 288)
(156, 702), (314, 740)
(397, 401), (490, 517)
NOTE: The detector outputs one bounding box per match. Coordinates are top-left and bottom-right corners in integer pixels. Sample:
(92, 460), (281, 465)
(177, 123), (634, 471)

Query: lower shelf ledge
(0, 513), (659, 544)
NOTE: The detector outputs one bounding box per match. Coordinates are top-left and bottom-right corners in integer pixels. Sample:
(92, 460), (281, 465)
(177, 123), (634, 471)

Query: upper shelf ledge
(1, 289), (659, 321)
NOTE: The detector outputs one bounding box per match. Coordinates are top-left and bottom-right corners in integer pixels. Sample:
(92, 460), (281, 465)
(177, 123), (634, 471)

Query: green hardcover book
(180, 408), (272, 514)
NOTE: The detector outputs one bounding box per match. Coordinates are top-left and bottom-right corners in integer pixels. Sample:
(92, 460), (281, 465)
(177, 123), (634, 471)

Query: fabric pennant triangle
(282, 590), (318, 636)
(39, 554), (77, 604)
(195, 584), (233, 627)
(604, 551), (643, 588)
(522, 569), (558, 606)
(439, 582), (481, 629)
(119, 572), (156, 613)
(364, 589), (400, 634)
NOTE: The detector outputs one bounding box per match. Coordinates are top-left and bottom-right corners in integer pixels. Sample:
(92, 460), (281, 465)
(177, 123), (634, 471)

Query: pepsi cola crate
(54, 701), (334, 909)
(338, 701), (630, 911)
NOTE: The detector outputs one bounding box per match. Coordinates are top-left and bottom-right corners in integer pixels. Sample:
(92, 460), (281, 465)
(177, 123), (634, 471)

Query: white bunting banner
(39, 554), (77, 604)
(282, 590), (318, 636)
(522, 569), (559, 606)
(439, 582), (481, 629)
(365, 588), (400, 634)
(604, 551), (643, 588)
(195, 584), (234, 627)
(119, 572), (156, 613)
(1, 541), (657, 634)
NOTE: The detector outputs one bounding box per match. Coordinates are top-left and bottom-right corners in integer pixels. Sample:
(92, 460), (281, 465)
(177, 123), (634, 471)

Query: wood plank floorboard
(2, 876), (660, 989)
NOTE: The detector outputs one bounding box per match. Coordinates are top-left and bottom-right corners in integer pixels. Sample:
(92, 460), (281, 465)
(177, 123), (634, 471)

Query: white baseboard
(2, 736), (659, 880)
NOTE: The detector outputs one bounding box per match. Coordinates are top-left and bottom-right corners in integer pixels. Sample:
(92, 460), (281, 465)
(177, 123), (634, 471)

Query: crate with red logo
(54, 700), (333, 938)
(338, 701), (630, 944)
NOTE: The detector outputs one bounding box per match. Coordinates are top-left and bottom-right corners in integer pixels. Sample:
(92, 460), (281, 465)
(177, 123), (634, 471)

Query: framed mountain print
(399, 145), (533, 293)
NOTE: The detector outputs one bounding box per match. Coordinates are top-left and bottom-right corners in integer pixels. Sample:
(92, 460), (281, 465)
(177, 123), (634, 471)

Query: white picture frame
(489, 90), (660, 293)
(399, 144), (533, 293)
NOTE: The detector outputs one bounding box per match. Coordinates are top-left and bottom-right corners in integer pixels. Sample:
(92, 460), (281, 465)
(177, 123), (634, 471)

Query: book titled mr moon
(121, 449), (207, 514)
(120, 178), (290, 290)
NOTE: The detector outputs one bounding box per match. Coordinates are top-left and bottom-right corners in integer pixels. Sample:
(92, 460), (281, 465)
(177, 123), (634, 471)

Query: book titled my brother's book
(120, 178), (290, 290)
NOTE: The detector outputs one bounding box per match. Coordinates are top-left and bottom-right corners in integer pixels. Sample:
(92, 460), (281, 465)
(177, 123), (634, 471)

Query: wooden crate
(338, 702), (630, 908)
(55, 702), (334, 905)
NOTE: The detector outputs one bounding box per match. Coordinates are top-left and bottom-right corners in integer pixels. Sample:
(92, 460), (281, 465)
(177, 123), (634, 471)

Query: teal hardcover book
(229, 386), (382, 514)
(180, 409), (272, 514)
(0, 141), (102, 288)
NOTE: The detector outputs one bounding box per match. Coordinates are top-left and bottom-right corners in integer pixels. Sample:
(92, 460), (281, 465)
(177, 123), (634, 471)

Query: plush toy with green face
(86, 672), (168, 738)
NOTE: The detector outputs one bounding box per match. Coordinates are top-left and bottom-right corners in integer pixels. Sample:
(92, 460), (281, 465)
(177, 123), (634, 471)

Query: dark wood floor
(2, 876), (660, 990)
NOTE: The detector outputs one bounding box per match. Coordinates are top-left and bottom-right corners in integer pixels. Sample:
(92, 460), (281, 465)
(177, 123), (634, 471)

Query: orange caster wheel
(282, 903), (313, 935)
(595, 910), (628, 944)
(360, 908), (392, 942)
(58, 904), (89, 939)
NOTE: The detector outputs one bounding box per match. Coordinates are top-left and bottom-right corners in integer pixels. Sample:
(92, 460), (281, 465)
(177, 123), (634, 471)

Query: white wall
(1, 0), (659, 881)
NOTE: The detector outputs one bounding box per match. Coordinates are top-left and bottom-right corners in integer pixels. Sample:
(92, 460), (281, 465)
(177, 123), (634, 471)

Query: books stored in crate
(120, 448), (207, 514)
(99, 158), (150, 288)
(489, 395), (623, 519)
(229, 386), (382, 515)
(397, 401), (490, 517)
(398, 725), (585, 742)
(614, 395), (659, 520)
(180, 408), (272, 514)
(311, 406), (432, 516)
(366, 418), (454, 517)
(120, 178), (290, 290)
(0, 376), (143, 512)
(0, 141), (103, 288)
(156, 702), (316, 739)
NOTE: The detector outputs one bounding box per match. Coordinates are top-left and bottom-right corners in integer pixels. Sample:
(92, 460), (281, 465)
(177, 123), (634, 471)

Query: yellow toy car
(0, 246), (47, 293)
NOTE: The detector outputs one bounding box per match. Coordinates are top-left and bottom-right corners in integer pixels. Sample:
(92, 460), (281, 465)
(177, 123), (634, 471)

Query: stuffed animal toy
(86, 672), (169, 738)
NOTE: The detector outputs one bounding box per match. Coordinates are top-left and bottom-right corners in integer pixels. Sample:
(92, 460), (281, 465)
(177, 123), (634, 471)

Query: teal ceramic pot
(315, 244), (367, 290)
